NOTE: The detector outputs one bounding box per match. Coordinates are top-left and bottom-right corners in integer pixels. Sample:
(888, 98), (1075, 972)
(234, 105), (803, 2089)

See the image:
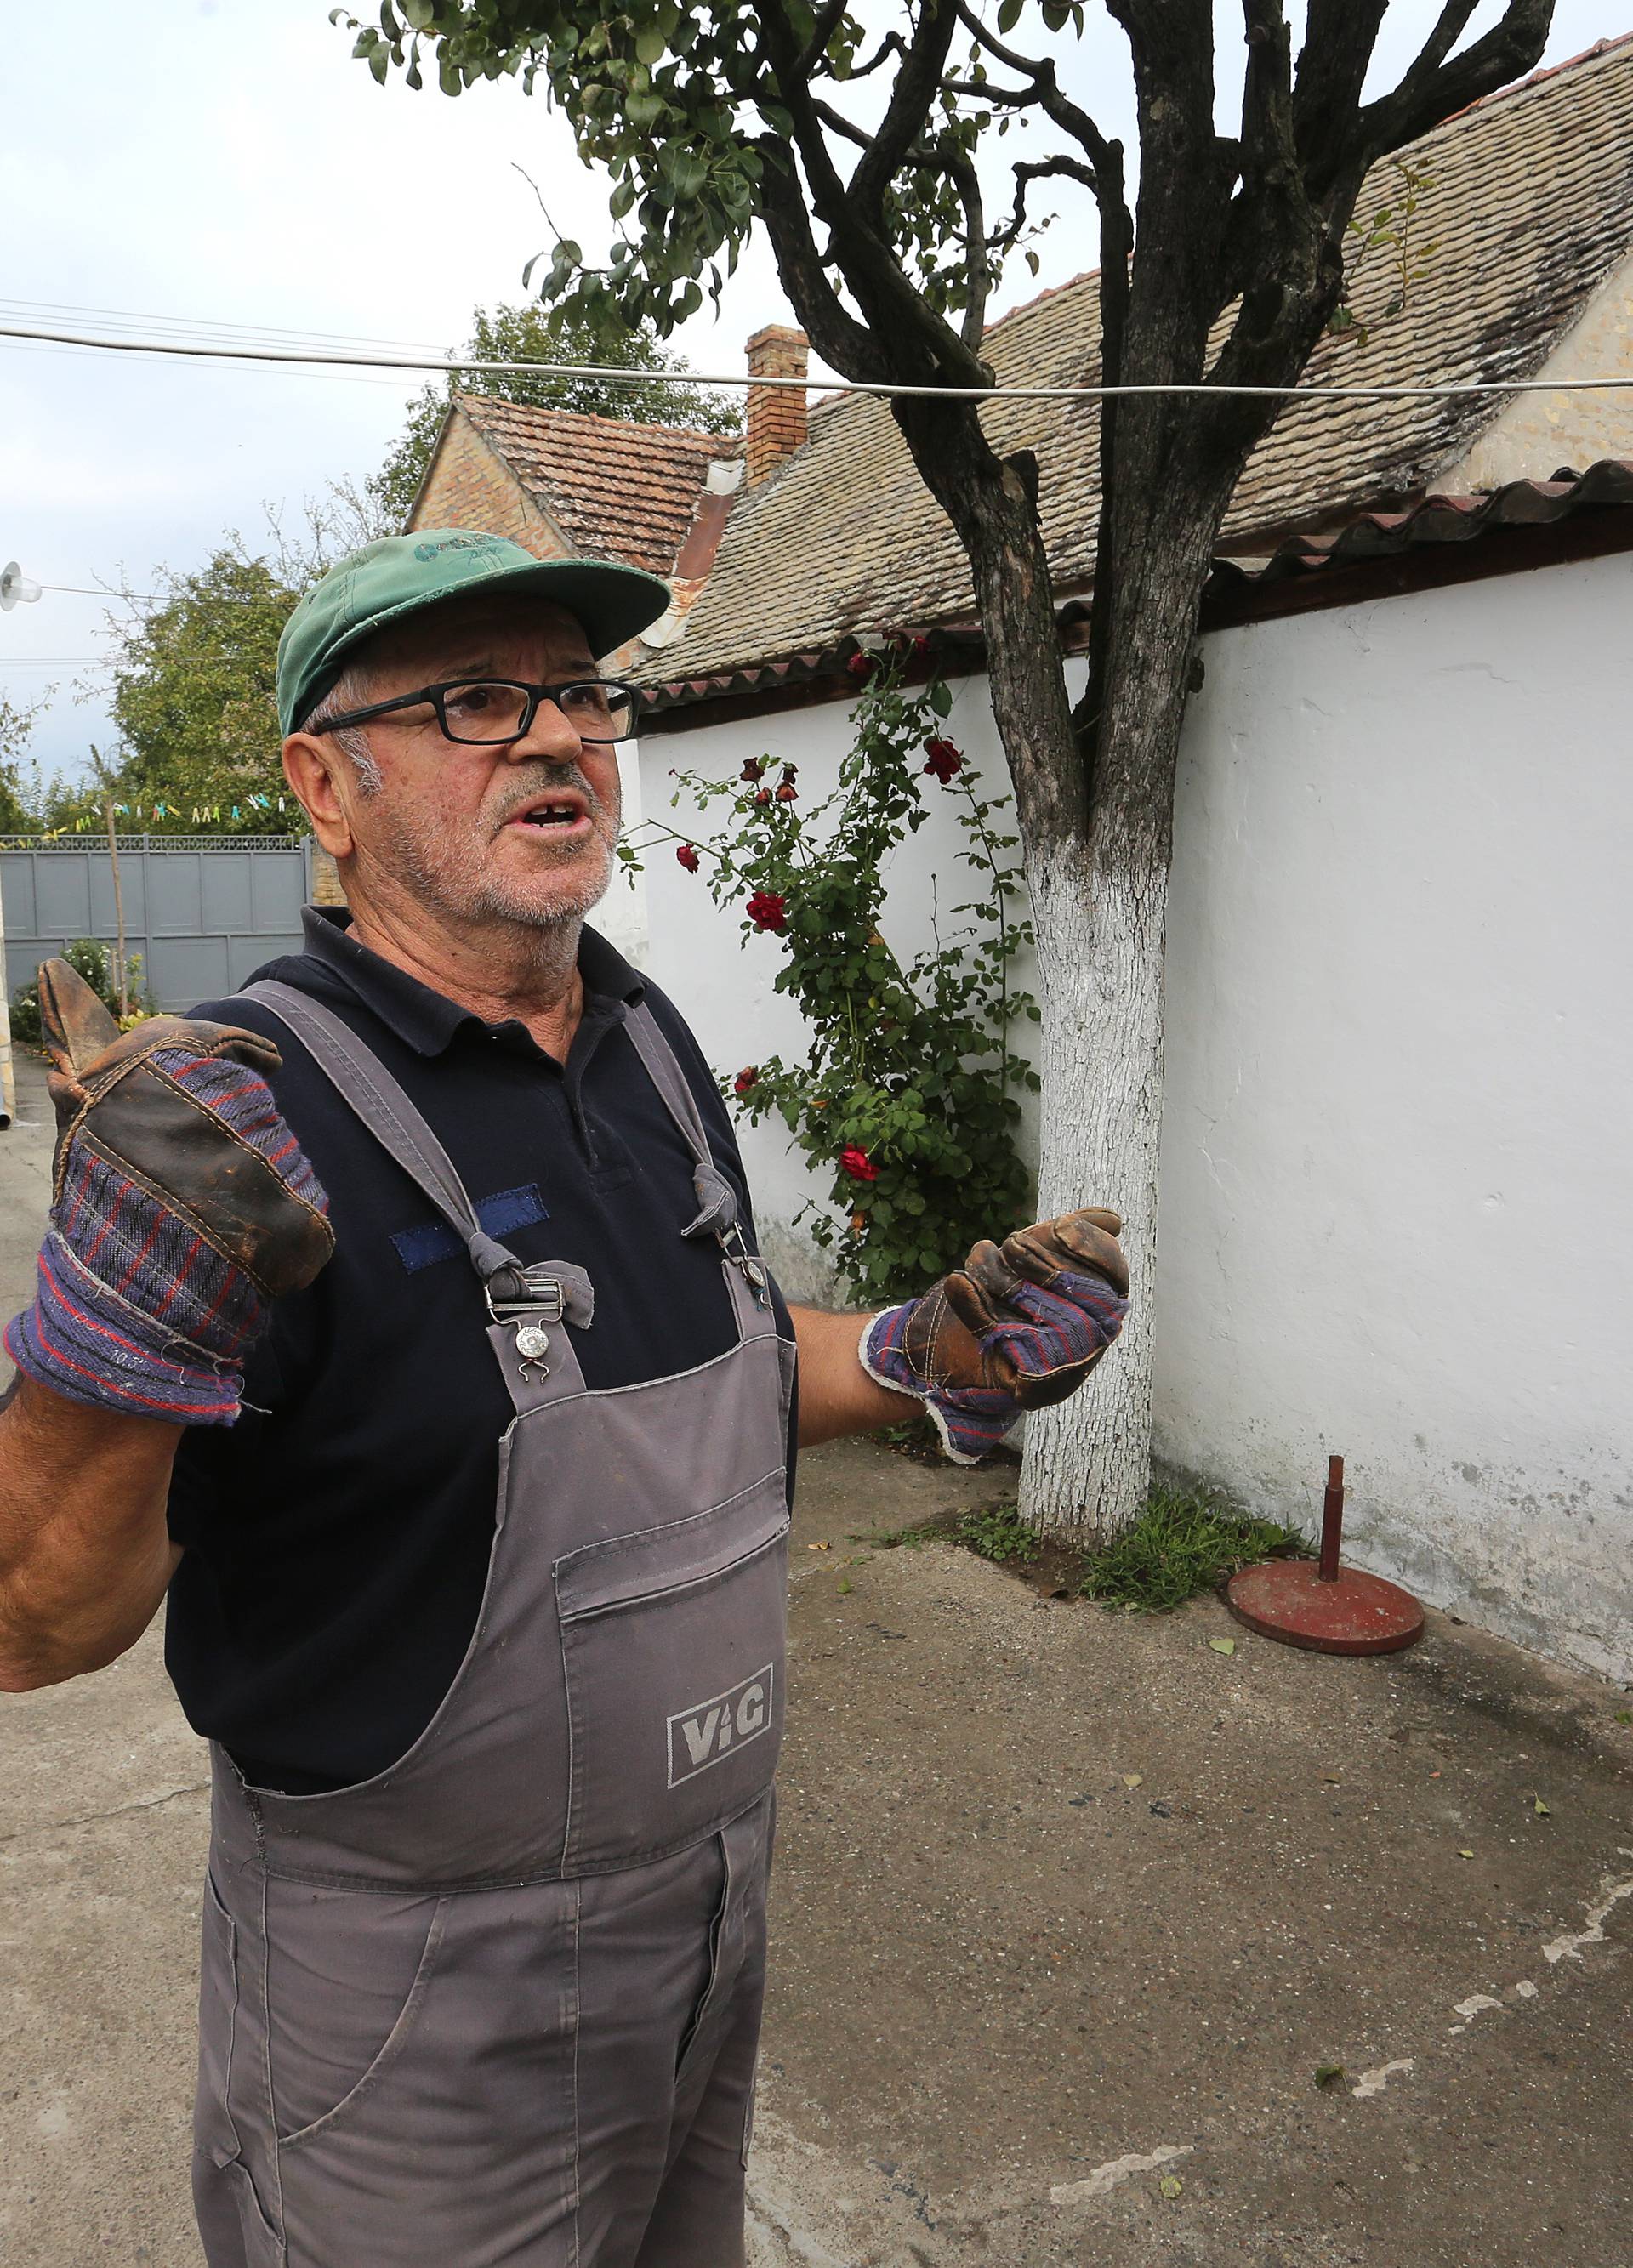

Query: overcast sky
(0, 0), (1618, 788)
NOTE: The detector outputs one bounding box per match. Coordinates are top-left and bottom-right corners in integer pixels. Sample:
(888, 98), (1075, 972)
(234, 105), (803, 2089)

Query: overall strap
(623, 1000), (771, 1330)
(240, 981), (590, 1413)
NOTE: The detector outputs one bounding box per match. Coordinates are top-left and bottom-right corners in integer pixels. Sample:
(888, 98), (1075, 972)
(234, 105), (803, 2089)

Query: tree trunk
(1023, 821), (1167, 1534)
(1021, 458), (1234, 1537)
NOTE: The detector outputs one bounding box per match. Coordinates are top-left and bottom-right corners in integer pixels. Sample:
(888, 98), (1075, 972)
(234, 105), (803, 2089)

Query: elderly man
(0, 531), (1129, 2268)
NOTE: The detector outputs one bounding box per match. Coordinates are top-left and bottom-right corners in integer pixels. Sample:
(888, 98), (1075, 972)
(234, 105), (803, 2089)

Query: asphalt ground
(2, 1049), (1629, 2267)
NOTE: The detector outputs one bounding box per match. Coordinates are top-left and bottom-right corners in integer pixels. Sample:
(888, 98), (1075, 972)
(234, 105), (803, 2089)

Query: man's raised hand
(3, 959), (333, 1425)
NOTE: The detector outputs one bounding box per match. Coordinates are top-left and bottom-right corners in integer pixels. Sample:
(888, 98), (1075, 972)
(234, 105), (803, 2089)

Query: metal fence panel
(0, 838), (311, 1010)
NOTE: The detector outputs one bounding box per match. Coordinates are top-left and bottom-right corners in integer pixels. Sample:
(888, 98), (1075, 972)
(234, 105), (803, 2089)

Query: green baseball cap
(276, 529), (674, 736)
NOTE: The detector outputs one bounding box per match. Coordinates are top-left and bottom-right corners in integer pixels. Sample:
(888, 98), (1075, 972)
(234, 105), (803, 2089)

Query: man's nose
(503, 693), (583, 765)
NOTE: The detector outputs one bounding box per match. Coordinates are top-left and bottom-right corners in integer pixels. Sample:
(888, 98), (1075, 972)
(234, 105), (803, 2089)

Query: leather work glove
(3, 959), (333, 1424)
(861, 1208), (1129, 1464)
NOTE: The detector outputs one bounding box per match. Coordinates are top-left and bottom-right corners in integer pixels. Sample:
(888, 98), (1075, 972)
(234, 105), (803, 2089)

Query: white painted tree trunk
(1021, 833), (1170, 1540)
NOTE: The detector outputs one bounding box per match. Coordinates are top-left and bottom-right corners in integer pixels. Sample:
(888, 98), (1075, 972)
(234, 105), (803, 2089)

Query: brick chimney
(744, 326), (809, 486)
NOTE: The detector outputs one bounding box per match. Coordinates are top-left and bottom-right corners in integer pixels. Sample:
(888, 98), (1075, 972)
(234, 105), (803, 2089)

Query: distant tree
(105, 542), (299, 836)
(370, 299), (743, 527)
(0, 696), (47, 833)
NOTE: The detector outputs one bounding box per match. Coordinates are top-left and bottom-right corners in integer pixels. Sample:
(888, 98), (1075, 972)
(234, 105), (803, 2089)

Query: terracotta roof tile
(642, 36), (1633, 685)
(456, 395), (735, 577)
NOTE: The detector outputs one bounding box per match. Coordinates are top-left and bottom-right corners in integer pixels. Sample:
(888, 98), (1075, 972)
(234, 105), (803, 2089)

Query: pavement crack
(0, 1778), (210, 1845)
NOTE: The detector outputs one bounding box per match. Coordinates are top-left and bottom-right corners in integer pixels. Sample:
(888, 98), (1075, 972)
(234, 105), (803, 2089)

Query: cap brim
(312, 555), (673, 716)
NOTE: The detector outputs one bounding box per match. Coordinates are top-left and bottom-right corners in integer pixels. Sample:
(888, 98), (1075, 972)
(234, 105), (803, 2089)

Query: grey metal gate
(0, 836), (312, 1011)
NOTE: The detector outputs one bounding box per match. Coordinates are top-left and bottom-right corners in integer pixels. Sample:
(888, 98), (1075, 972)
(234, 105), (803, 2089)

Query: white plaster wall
(1438, 247), (1633, 491)
(644, 557), (1633, 1683)
(638, 672), (1055, 1299)
(592, 741), (651, 969)
(1159, 554), (1633, 1683)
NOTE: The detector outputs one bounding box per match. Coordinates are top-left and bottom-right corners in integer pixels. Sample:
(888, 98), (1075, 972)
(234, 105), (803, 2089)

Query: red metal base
(1225, 1559), (1425, 1655)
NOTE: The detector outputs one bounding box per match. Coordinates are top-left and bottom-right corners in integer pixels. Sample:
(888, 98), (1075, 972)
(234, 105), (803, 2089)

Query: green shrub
(9, 938), (148, 1048)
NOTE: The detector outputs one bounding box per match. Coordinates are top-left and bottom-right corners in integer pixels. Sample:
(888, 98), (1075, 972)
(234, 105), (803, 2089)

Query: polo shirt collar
(297, 905), (646, 1057)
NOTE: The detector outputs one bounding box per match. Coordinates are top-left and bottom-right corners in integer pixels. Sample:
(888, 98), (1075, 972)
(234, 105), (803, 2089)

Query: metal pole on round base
(1225, 1455), (1425, 1656)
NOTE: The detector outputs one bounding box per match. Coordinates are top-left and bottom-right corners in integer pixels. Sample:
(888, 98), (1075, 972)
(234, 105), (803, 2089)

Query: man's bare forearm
(0, 1375), (183, 1691)
(789, 1304), (917, 1447)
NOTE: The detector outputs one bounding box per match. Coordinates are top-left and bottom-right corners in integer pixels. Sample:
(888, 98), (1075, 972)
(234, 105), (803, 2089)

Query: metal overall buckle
(485, 1265), (566, 1379)
(720, 1222), (771, 1307)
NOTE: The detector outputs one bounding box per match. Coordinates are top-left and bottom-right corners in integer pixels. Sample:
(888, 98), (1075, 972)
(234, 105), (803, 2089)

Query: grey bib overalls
(191, 984), (794, 2268)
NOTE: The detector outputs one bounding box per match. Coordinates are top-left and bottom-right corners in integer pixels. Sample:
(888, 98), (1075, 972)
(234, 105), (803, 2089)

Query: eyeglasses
(312, 678), (641, 746)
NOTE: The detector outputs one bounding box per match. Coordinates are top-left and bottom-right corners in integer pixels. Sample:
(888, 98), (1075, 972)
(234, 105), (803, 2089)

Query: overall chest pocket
(555, 1469), (789, 1873)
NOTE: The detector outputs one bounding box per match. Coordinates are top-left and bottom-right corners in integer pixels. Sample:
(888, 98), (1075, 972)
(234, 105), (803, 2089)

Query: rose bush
(625, 651), (1038, 1305)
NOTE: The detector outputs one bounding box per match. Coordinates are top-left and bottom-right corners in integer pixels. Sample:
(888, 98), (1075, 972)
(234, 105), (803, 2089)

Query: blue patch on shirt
(391, 1184), (549, 1274)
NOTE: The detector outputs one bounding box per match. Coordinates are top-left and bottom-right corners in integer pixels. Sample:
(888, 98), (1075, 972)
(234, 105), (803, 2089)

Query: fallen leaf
(807, 1541), (831, 1552)
(1533, 1797), (1550, 1816)
(1209, 1636), (1237, 1656)
(1458, 1849), (1475, 1859)
(1314, 2064), (1346, 2090)
(1323, 1774), (1342, 1783)
(838, 1577), (853, 1595)
(1121, 1773), (1143, 1790)
(1613, 1710), (1632, 1726)
(1158, 2174), (1184, 2200)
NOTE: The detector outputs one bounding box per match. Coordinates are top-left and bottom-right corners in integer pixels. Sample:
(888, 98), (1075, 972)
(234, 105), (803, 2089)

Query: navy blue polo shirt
(165, 907), (795, 1794)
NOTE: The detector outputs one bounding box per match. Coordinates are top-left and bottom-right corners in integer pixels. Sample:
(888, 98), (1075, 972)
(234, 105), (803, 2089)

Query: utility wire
(0, 295), (450, 358)
(4, 316), (1633, 402)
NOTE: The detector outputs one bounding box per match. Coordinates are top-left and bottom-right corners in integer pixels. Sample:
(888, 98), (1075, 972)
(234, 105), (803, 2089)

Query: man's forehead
(367, 593), (595, 678)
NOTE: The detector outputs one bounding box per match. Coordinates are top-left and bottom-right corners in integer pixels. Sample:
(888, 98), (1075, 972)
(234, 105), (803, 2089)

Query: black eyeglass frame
(310, 677), (643, 746)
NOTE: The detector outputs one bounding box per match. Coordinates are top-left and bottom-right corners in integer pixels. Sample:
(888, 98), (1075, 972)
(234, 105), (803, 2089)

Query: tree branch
(848, 0), (964, 221)
(798, 0), (852, 77)
(1289, 2), (1388, 189)
(810, 96), (873, 151)
(1357, 0), (1553, 162)
(756, 0), (992, 388)
(750, 135), (888, 379)
(845, 29), (909, 82)
(942, 141), (991, 349)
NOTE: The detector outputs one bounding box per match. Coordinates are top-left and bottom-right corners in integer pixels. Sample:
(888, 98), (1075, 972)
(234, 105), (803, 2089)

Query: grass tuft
(1080, 1483), (1309, 1614)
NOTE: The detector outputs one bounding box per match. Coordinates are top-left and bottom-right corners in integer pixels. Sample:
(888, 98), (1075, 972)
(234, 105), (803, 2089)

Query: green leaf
(1208, 1635), (1236, 1655)
(634, 19), (668, 65)
(1313, 2064), (1346, 2090)
(930, 680), (952, 717)
(997, 0), (1024, 26)
(401, 0), (435, 26)
(1158, 2174), (1183, 2200)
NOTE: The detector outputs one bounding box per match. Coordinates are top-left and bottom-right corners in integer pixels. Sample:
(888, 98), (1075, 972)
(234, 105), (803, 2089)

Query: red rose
(923, 737), (964, 784)
(839, 1145), (879, 1183)
(753, 787), (772, 806)
(745, 889), (788, 933)
(775, 782), (798, 802)
(846, 651), (873, 681)
(740, 758), (766, 782)
(734, 1066), (759, 1097)
(676, 842), (701, 872)
(780, 763), (798, 783)
(912, 634), (931, 658)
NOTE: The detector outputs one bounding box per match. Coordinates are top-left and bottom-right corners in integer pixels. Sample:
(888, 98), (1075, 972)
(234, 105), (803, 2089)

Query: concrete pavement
(2, 1049), (1630, 2265)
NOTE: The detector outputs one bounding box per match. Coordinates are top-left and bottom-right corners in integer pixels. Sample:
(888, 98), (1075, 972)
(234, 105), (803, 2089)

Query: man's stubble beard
(367, 770), (621, 937)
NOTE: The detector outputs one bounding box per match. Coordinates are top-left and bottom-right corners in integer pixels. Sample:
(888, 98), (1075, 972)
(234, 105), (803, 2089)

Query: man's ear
(282, 736), (354, 860)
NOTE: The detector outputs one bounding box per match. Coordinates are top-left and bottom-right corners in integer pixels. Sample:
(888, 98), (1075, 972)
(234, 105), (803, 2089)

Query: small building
(623, 37), (1633, 1682)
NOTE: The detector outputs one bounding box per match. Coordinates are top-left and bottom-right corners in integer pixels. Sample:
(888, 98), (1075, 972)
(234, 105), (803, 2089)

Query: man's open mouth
(506, 793), (592, 833)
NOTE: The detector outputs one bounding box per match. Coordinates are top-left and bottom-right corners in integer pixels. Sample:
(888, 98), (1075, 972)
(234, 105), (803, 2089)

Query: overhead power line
(3, 315), (1633, 403)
